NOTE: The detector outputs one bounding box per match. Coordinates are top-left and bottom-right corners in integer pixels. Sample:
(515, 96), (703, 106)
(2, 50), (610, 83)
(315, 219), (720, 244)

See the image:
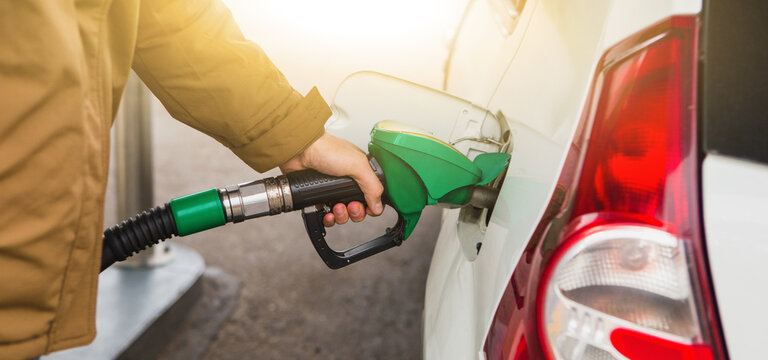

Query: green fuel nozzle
(369, 120), (511, 238)
(101, 121), (510, 271)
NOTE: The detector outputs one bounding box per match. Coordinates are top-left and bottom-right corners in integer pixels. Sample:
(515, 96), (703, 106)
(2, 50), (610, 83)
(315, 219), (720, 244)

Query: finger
(323, 213), (335, 227)
(348, 202), (366, 222)
(352, 162), (384, 216)
(365, 205), (385, 217)
(333, 203), (349, 224)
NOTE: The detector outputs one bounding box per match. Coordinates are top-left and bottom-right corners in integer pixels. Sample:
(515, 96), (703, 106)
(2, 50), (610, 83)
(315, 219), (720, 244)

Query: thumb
(351, 162), (384, 215)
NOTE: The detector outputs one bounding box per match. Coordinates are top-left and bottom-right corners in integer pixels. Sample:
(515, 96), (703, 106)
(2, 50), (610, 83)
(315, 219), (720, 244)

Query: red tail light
(484, 16), (726, 360)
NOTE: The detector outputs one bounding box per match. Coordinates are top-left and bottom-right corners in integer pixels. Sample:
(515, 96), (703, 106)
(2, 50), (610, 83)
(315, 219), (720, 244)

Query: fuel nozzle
(101, 121), (510, 272)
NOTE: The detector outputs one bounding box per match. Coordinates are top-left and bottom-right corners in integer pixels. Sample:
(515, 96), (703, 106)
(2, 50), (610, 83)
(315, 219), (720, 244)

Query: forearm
(132, 0), (330, 172)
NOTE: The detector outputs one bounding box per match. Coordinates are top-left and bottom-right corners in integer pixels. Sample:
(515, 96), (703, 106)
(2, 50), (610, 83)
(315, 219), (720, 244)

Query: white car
(328, 0), (767, 359)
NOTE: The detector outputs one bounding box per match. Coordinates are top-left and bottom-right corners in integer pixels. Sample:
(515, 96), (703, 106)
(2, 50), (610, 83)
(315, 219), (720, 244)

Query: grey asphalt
(114, 100), (441, 359)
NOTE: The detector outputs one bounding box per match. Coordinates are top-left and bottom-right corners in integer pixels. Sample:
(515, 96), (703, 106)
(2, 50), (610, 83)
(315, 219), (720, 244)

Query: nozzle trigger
(301, 205), (405, 269)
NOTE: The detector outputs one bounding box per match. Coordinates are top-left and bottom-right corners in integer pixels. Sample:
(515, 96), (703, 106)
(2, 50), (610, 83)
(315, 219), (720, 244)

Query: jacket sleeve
(132, 0), (331, 172)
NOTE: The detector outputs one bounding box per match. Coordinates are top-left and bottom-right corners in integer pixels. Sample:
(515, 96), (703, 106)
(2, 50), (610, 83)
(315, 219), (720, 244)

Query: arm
(132, 0), (323, 171)
(132, 0), (382, 222)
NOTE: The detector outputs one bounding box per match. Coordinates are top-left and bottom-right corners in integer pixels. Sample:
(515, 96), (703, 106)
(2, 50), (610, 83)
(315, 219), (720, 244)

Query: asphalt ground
(104, 101), (442, 359)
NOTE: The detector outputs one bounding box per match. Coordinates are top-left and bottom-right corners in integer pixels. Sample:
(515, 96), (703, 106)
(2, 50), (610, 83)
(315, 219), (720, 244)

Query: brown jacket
(0, 0), (331, 358)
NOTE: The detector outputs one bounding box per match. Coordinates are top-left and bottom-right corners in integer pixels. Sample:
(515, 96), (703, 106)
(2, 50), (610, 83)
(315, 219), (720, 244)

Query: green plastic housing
(170, 188), (226, 236)
(368, 120), (510, 239)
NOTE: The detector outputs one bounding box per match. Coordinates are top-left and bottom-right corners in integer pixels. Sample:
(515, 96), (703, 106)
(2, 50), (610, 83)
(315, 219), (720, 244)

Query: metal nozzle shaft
(219, 175), (294, 223)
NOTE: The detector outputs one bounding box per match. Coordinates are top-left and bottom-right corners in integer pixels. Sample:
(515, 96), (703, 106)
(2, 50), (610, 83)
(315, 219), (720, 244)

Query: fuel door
(327, 71), (509, 160)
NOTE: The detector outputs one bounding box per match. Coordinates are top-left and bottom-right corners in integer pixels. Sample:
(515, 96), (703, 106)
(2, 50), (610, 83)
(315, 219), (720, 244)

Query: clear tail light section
(540, 224), (714, 360)
(484, 16), (727, 360)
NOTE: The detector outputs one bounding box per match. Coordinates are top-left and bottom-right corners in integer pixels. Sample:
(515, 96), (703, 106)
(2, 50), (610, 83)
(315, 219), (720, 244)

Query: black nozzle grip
(286, 156), (385, 209)
(289, 156), (404, 269)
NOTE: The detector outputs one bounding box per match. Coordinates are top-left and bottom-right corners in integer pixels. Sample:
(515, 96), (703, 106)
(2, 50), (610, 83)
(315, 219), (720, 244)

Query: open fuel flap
(326, 71), (512, 260)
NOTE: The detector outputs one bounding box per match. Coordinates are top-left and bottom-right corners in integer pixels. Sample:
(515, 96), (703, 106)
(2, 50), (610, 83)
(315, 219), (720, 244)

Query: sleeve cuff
(230, 87), (331, 172)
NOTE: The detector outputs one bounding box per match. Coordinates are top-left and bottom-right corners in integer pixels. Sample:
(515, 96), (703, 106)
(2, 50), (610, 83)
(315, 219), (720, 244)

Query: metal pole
(114, 72), (173, 267)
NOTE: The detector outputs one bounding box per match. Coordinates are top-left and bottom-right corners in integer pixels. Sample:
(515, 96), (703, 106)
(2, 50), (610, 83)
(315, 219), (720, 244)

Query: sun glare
(222, 0), (467, 94)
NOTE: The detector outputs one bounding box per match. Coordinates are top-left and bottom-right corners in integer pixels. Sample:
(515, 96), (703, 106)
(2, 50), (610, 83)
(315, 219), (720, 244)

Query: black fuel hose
(100, 203), (178, 271)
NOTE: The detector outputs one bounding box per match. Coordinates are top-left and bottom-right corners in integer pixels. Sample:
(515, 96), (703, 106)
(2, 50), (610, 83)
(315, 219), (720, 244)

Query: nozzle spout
(467, 186), (500, 209)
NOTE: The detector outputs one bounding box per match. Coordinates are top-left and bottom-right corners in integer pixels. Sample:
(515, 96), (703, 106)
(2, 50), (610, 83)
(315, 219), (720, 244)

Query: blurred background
(100, 1), (470, 359)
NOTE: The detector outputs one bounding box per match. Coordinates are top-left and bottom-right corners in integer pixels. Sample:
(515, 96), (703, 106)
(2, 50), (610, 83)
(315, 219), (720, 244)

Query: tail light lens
(484, 16), (726, 360)
(541, 224), (713, 360)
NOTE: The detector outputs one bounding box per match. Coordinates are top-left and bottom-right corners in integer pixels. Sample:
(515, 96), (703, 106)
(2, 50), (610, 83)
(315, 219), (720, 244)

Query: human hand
(280, 132), (384, 227)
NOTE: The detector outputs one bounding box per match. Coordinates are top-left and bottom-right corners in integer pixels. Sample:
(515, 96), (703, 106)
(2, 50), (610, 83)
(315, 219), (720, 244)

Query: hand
(280, 132), (384, 227)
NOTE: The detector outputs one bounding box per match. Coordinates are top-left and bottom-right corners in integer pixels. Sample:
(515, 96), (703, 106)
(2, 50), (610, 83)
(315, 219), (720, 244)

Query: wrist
(300, 131), (329, 164)
(280, 131), (326, 173)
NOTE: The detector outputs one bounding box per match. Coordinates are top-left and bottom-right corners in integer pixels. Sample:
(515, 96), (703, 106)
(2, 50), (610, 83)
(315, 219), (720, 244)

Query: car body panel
(443, 0), (535, 104)
(424, 0), (703, 358)
(702, 154), (768, 359)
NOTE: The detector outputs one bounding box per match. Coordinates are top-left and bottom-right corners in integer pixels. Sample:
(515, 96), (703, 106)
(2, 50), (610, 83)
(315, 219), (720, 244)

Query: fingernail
(350, 206), (361, 217)
(374, 202), (383, 214)
(324, 214), (334, 227)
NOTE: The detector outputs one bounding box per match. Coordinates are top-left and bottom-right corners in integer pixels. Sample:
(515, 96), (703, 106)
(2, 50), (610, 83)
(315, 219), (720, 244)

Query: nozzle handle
(286, 156), (385, 210)
(286, 172), (363, 210)
(288, 156), (403, 269)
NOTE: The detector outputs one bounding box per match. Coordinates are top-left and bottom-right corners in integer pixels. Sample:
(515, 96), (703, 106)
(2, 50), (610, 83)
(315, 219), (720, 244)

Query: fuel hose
(100, 158), (383, 272)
